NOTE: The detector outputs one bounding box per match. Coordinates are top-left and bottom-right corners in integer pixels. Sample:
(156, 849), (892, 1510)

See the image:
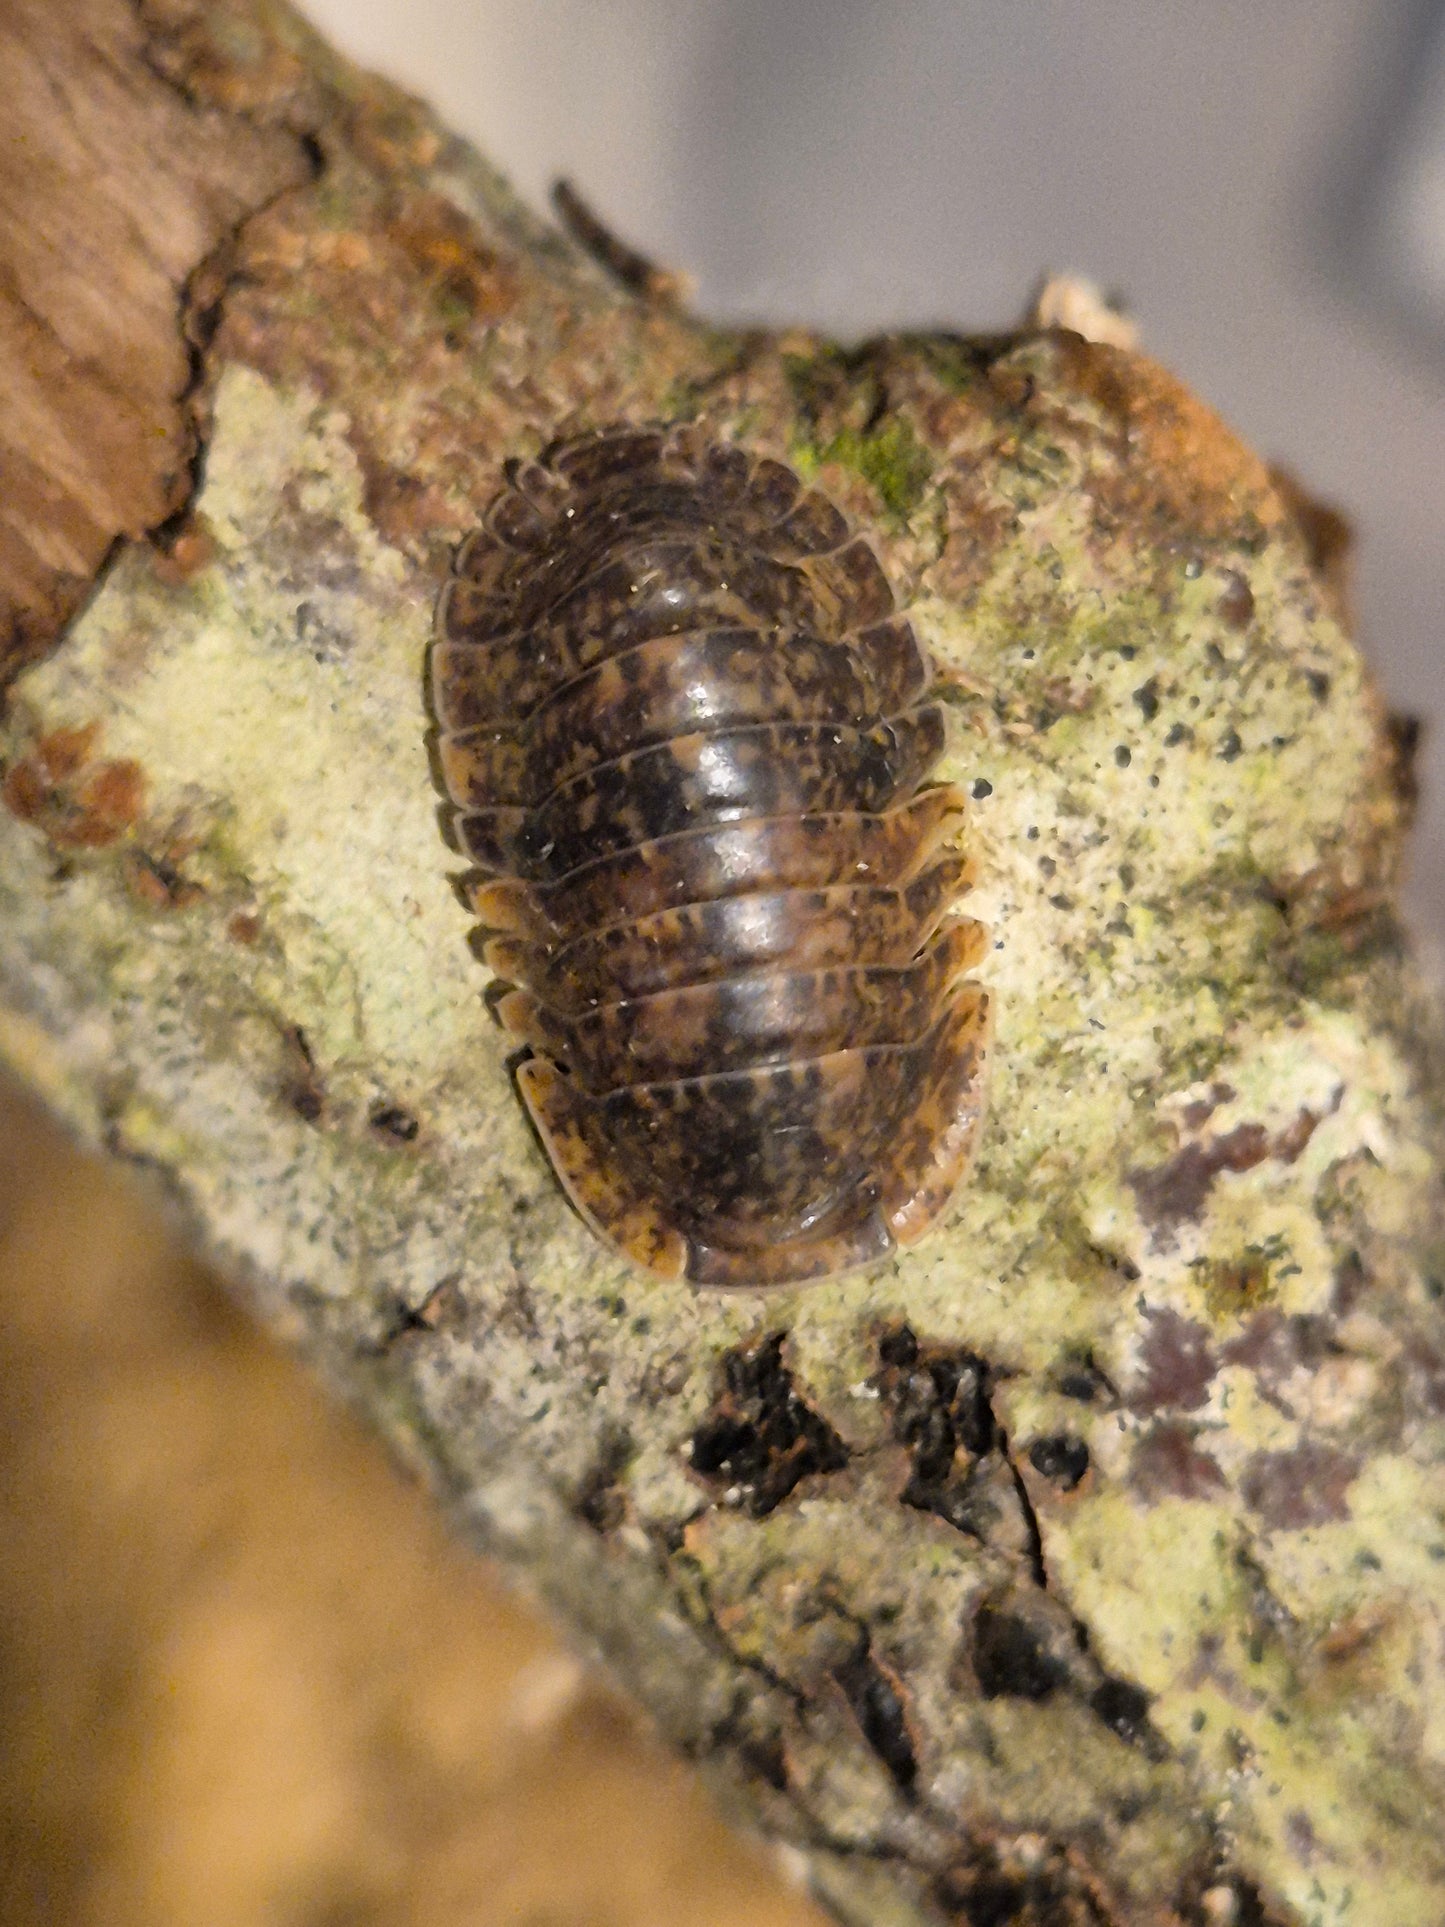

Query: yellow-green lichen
(3, 290), (1442, 1927)
(792, 417), (936, 529)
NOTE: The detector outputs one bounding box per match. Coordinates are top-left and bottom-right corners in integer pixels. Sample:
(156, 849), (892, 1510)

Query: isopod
(430, 424), (990, 1287)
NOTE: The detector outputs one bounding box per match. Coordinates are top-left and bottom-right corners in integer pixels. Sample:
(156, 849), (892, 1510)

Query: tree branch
(3, 6), (1443, 1924)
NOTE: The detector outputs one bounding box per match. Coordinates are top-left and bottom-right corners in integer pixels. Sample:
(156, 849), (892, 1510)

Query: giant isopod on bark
(429, 424), (990, 1287)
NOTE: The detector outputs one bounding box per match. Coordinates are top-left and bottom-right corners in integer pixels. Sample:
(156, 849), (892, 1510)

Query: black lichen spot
(1386, 710), (1423, 818)
(1132, 677), (1160, 722)
(971, 1604), (1070, 1701)
(877, 1325), (996, 1477)
(970, 1597), (1167, 1758)
(405, 1274), (467, 1332)
(1164, 721), (1191, 747)
(124, 845), (207, 911)
(1218, 728), (1244, 762)
(833, 1637), (918, 1792)
(934, 1842), (1106, 1927)
(282, 1025), (325, 1122)
(875, 1327), (1046, 1572)
(1056, 1358), (1110, 1403)
(1057, 1372), (1097, 1402)
(368, 1101), (420, 1143)
(689, 1332), (848, 1516)
(576, 1423), (635, 1532)
(1028, 1435), (1090, 1491)
(878, 1324), (920, 1368)
(936, 1863), (1030, 1927)
(1332, 1248), (1369, 1314)
(1304, 669), (1331, 704)
(1065, 1619), (1169, 1758)
(971, 777), (994, 799)
(1088, 1676), (1154, 1748)
(1113, 744), (1132, 768)
(371, 1273), (470, 1354)
(1222, 1875), (1307, 1927)
(1217, 570), (1255, 630)
(739, 1728), (789, 1791)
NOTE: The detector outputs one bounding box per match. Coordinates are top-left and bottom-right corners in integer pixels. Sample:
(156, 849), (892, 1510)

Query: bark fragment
(0, 0), (314, 681)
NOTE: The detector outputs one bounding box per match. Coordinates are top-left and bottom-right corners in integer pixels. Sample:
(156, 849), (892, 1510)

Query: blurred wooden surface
(0, 1078), (825, 1927)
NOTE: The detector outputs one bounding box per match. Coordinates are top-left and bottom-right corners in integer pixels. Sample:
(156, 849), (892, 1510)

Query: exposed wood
(0, 0), (311, 679)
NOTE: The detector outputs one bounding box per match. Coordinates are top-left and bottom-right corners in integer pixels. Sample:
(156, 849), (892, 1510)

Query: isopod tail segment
(514, 987), (992, 1290)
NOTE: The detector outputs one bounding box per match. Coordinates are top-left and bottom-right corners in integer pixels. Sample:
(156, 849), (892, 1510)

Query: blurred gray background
(305, 0), (1445, 945)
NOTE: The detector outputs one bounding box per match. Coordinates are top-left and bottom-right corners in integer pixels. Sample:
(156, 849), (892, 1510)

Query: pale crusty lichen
(3, 36), (1444, 1927)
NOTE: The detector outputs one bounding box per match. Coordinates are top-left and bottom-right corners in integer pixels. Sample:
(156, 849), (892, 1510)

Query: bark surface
(3, 7), (1444, 1925)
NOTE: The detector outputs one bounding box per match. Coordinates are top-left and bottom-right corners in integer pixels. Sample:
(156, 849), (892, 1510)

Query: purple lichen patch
(1129, 1103), (1332, 1239)
(1125, 1308), (1218, 1415)
(1128, 1422), (1229, 1503)
(1221, 1310), (1339, 1416)
(1239, 1440), (1360, 1530)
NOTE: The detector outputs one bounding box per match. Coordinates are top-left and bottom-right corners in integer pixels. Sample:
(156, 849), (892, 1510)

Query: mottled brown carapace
(430, 426), (990, 1287)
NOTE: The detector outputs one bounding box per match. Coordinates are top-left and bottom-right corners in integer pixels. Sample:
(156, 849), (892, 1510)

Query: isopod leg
(514, 1057), (689, 1282)
(882, 986), (993, 1247)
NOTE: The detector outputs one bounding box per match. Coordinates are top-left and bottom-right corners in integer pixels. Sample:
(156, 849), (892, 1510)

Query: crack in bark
(674, 1553), (813, 1716)
(874, 1325), (1047, 1583)
(874, 1325), (1171, 1771)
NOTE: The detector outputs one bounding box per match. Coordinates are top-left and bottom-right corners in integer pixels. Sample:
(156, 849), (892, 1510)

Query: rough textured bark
(2, 6), (1443, 1925)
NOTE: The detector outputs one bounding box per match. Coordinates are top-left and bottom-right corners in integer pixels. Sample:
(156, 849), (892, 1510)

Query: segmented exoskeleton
(430, 425), (990, 1287)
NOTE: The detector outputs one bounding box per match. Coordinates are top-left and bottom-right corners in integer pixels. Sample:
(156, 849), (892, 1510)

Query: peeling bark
(0, 0), (314, 678)
(2, 6), (1444, 1926)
